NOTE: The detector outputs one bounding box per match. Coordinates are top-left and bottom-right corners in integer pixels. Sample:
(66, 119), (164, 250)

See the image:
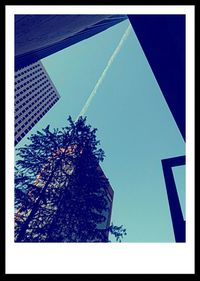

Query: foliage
(108, 224), (127, 242)
(15, 116), (126, 242)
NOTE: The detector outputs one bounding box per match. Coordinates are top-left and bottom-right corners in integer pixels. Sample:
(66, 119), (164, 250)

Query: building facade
(15, 61), (60, 145)
(96, 165), (114, 231)
(15, 15), (127, 70)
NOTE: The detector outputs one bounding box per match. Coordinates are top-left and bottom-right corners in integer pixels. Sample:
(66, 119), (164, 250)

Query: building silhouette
(15, 61), (60, 145)
(95, 165), (114, 232)
(15, 15), (127, 71)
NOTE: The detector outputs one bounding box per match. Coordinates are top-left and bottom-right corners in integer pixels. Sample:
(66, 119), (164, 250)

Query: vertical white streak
(76, 24), (132, 121)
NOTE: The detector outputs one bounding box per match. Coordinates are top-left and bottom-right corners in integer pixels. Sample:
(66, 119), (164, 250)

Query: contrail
(75, 24), (132, 121)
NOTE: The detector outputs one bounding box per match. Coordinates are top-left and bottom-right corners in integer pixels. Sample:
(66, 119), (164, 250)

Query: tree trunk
(16, 163), (58, 242)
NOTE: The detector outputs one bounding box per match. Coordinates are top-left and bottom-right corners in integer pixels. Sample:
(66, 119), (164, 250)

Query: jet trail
(76, 24), (132, 121)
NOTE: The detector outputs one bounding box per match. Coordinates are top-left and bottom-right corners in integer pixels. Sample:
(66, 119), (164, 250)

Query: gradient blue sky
(16, 18), (185, 242)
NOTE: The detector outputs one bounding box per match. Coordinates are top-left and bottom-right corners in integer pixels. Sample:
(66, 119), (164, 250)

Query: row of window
(15, 81), (51, 107)
(15, 93), (56, 126)
(15, 90), (56, 122)
(15, 97), (58, 145)
(15, 79), (47, 95)
(15, 91), (57, 127)
(15, 64), (40, 79)
(15, 74), (47, 92)
(15, 79), (50, 100)
(15, 84), (53, 112)
(15, 88), (56, 121)
(15, 95), (58, 133)
(15, 70), (44, 87)
(15, 67), (43, 83)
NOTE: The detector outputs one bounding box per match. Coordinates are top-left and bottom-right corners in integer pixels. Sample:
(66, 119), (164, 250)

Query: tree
(15, 116), (127, 242)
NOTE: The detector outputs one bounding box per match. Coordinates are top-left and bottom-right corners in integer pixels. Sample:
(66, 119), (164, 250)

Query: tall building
(15, 15), (127, 70)
(15, 61), (60, 145)
(128, 15), (185, 140)
(96, 165), (114, 232)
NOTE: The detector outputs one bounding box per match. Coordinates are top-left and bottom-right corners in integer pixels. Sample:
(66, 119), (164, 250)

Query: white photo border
(6, 5), (195, 274)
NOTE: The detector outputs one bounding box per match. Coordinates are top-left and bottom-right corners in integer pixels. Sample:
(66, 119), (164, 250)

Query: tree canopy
(15, 116), (126, 242)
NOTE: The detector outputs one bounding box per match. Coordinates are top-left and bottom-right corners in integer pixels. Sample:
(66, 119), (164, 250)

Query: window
(16, 136), (22, 142)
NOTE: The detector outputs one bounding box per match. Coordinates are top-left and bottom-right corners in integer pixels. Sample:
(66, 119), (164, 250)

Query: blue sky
(16, 19), (185, 242)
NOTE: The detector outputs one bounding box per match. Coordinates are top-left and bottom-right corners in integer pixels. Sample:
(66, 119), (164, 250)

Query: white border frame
(6, 5), (195, 274)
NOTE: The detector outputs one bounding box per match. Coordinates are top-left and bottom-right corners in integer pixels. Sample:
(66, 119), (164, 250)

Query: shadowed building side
(128, 15), (185, 140)
(15, 15), (127, 71)
(96, 165), (114, 231)
(161, 156), (186, 242)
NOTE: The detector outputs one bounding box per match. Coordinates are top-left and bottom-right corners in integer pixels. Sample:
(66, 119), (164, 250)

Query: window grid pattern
(15, 69), (44, 90)
(15, 97), (59, 145)
(15, 89), (57, 129)
(15, 95), (58, 136)
(15, 61), (60, 146)
(15, 83), (53, 113)
(15, 74), (47, 101)
(15, 79), (50, 108)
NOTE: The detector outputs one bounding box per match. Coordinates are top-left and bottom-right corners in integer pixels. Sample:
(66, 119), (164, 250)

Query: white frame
(6, 5), (195, 274)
